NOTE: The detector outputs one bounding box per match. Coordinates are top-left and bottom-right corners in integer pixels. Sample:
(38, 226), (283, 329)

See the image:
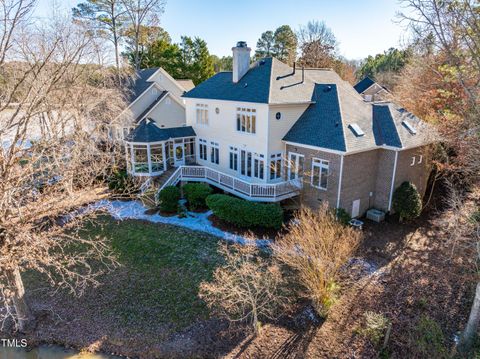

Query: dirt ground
(222, 206), (476, 358)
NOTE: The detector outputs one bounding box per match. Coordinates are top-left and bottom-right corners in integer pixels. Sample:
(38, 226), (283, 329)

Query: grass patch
(26, 216), (222, 334)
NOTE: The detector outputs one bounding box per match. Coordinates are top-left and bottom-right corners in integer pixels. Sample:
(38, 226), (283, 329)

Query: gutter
(336, 154), (344, 209)
(388, 150), (399, 211)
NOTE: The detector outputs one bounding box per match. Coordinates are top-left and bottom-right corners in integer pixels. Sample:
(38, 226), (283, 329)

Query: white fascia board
(149, 67), (190, 93)
(283, 141), (345, 156)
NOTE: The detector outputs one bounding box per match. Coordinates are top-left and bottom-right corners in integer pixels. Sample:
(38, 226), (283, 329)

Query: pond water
(0, 345), (122, 359)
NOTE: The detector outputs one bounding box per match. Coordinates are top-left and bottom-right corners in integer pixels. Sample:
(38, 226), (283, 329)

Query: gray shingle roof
(183, 58), (272, 103)
(183, 57), (433, 153)
(126, 68), (159, 103)
(373, 104), (402, 148)
(354, 77), (375, 94)
(126, 119), (195, 143)
(283, 84), (346, 151)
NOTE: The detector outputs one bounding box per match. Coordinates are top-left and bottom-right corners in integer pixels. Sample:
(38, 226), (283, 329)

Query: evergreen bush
(206, 194), (284, 229)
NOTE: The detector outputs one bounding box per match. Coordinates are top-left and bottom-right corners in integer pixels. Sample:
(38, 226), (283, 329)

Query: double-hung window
(311, 158), (329, 190)
(196, 104), (209, 125)
(199, 139), (207, 161)
(236, 107), (256, 134)
(210, 142), (219, 164)
(229, 146), (238, 171)
(269, 153), (282, 180)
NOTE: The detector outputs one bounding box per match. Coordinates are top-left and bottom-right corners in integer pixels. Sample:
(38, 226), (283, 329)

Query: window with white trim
(229, 146), (238, 171)
(253, 153), (265, 179)
(196, 104), (209, 125)
(311, 158), (329, 190)
(418, 155), (423, 164)
(199, 139), (207, 161)
(210, 141), (219, 164)
(236, 107), (256, 134)
(410, 156), (415, 166)
(270, 153), (282, 180)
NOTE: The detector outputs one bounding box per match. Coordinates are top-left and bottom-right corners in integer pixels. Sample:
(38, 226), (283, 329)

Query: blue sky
(35, 0), (409, 60)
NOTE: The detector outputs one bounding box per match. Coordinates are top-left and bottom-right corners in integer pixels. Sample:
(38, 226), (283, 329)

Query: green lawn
(83, 217), (222, 328)
(26, 216), (222, 340)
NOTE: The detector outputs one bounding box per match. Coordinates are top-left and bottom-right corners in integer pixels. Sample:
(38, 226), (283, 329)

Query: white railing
(157, 165), (302, 203)
(161, 167), (183, 189)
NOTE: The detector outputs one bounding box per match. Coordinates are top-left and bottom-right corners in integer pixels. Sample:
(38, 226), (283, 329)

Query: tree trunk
(5, 267), (34, 332)
(458, 281), (480, 353)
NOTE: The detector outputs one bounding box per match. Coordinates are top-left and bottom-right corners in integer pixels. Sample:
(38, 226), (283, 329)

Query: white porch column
(162, 142), (167, 171)
(147, 143), (152, 175)
(130, 143), (135, 175)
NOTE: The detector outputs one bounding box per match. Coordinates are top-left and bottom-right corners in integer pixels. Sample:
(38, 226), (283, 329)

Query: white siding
(267, 104), (308, 154)
(148, 95), (185, 128)
(185, 98), (269, 183)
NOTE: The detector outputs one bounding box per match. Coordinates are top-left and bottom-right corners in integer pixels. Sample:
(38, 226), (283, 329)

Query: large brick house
(125, 42), (433, 218)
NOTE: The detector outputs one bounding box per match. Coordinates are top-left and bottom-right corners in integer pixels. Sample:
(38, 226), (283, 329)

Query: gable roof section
(283, 84), (346, 152)
(354, 77), (375, 94)
(372, 104), (402, 148)
(134, 91), (168, 122)
(126, 119), (196, 143)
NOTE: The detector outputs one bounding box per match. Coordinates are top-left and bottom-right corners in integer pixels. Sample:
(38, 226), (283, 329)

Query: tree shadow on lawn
(21, 216), (249, 358)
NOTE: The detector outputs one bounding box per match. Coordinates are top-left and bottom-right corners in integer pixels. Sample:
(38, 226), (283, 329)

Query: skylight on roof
(349, 123), (365, 137)
(402, 120), (417, 135)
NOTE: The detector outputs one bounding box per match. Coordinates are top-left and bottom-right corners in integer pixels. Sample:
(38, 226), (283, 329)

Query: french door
(288, 153), (304, 181)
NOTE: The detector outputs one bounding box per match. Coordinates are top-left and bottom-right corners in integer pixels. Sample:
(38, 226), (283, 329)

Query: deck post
(147, 143), (152, 175)
(162, 142), (167, 171)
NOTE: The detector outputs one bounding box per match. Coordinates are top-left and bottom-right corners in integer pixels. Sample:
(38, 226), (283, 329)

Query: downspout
(336, 154), (344, 209)
(388, 150), (399, 212)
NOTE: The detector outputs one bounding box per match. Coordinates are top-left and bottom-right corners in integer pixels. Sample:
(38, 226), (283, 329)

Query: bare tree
(121, 0), (166, 70)
(273, 204), (362, 317)
(199, 243), (291, 335)
(396, 2), (480, 351)
(0, 2), (126, 332)
(297, 20), (337, 68)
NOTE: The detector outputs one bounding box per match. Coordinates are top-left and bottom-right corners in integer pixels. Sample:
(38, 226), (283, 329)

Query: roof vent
(349, 123), (365, 137)
(402, 120), (417, 135)
(259, 59), (266, 65)
(324, 85), (332, 92)
(244, 83), (248, 88)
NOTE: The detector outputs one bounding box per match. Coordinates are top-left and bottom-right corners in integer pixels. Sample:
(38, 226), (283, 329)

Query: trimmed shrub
(392, 181), (422, 221)
(158, 186), (180, 213)
(335, 208), (351, 226)
(183, 183), (213, 210)
(206, 194), (284, 229)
